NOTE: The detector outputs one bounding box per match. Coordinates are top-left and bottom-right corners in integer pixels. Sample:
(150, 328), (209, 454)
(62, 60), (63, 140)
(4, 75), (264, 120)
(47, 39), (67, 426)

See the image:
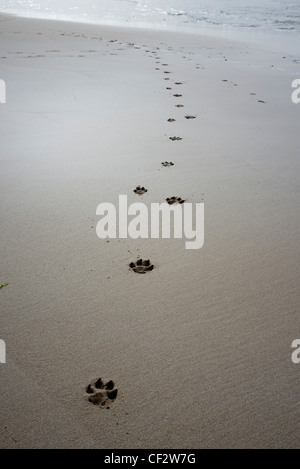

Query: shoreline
(0, 13), (299, 449)
(1, 9), (300, 57)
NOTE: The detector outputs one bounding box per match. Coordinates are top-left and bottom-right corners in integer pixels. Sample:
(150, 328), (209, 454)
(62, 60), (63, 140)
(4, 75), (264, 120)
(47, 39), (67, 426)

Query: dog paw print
(134, 185), (148, 195)
(166, 196), (185, 205)
(129, 259), (154, 274)
(169, 136), (182, 141)
(86, 378), (118, 408)
(161, 161), (174, 167)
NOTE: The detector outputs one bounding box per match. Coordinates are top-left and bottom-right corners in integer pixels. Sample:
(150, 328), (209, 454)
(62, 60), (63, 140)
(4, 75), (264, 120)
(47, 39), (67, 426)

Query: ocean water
(1, 0), (300, 54)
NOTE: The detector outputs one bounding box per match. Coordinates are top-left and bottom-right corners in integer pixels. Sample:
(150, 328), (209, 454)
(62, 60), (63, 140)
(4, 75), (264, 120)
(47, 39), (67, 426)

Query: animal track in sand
(166, 87), (172, 90)
(167, 118), (176, 122)
(134, 186), (148, 195)
(129, 259), (154, 274)
(175, 82), (183, 85)
(173, 94), (182, 98)
(86, 378), (118, 408)
(164, 78), (170, 81)
(166, 196), (185, 205)
(175, 104), (184, 108)
(185, 115), (196, 119)
(164, 71), (171, 74)
(169, 136), (182, 141)
(161, 161), (174, 167)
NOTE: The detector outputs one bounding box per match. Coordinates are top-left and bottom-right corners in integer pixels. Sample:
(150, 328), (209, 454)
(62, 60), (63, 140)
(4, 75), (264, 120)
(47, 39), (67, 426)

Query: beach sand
(0, 13), (299, 449)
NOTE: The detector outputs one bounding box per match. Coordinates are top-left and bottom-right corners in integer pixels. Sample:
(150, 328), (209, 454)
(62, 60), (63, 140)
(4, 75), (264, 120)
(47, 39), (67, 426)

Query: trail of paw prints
(134, 185), (148, 195)
(222, 79), (266, 103)
(129, 259), (154, 274)
(86, 378), (118, 409)
(166, 196), (185, 205)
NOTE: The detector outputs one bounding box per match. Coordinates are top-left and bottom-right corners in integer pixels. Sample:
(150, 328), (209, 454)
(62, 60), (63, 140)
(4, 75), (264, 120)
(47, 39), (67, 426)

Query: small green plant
(0, 284), (8, 289)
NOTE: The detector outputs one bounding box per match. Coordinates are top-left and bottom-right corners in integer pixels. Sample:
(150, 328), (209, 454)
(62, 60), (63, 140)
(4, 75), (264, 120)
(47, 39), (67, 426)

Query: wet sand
(0, 13), (299, 449)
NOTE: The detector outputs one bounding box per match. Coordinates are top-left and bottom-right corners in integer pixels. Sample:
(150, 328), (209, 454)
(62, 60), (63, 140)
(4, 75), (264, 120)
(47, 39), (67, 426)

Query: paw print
(134, 185), (148, 195)
(129, 259), (154, 274)
(167, 118), (176, 122)
(185, 115), (196, 119)
(166, 196), (185, 205)
(86, 378), (118, 408)
(173, 94), (183, 98)
(169, 136), (182, 141)
(161, 161), (174, 167)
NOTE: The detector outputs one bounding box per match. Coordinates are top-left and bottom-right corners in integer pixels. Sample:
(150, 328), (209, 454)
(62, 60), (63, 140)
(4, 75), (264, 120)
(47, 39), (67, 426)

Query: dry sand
(0, 13), (299, 449)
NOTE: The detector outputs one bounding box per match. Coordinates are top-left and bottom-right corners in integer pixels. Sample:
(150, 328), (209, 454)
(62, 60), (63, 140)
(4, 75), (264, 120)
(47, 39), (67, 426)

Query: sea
(1, 0), (300, 55)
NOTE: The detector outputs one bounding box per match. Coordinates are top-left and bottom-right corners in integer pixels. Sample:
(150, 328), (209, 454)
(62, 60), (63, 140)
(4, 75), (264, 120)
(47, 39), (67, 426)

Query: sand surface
(0, 13), (299, 449)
